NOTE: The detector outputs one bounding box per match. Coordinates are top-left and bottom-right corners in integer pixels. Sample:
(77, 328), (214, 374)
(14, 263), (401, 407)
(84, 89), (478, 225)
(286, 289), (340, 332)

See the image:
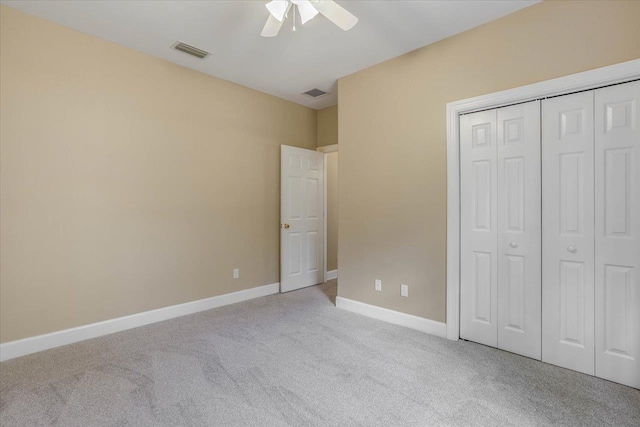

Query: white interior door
(281, 145), (324, 293)
(594, 80), (640, 389)
(460, 110), (498, 347)
(496, 101), (542, 360)
(542, 91), (595, 375)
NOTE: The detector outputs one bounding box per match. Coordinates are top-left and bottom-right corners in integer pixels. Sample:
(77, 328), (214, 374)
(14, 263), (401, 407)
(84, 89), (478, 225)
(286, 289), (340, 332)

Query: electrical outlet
(233, 268), (239, 279)
(375, 279), (382, 292)
(400, 284), (408, 297)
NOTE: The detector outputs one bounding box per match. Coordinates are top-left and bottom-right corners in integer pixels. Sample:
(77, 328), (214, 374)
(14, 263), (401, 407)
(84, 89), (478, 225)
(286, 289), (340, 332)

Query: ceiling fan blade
(313, 0), (358, 31)
(265, 0), (289, 22)
(292, 0), (319, 24)
(261, 14), (284, 37)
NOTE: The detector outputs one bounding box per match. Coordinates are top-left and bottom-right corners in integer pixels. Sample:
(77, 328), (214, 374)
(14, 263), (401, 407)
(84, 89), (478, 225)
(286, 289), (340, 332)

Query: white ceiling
(2, 1), (538, 109)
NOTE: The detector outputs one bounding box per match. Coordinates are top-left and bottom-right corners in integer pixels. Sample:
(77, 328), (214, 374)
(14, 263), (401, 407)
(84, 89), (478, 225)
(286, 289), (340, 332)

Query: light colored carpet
(1, 280), (638, 426)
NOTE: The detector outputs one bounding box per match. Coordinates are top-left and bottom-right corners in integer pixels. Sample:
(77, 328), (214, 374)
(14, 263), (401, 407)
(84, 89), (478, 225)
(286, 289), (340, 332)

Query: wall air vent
(302, 88), (328, 98)
(172, 41), (210, 59)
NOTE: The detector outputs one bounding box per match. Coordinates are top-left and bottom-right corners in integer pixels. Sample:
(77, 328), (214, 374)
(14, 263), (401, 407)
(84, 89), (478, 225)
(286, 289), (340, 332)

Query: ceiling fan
(261, 0), (358, 37)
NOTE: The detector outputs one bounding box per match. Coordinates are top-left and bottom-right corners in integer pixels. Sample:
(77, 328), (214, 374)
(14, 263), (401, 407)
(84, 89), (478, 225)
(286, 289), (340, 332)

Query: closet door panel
(595, 80), (640, 389)
(497, 101), (542, 360)
(460, 110), (498, 347)
(542, 91), (595, 375)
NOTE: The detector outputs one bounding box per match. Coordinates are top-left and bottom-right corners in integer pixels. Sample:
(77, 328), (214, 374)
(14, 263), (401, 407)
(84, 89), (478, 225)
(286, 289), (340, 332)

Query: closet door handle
(567, 246), (577, 254)
(510, 242), (518, 249)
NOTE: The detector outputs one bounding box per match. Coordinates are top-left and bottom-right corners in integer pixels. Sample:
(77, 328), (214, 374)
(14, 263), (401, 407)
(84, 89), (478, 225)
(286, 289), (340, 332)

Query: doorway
(320, 144), (339, 305)
(321, 144), (339, 282)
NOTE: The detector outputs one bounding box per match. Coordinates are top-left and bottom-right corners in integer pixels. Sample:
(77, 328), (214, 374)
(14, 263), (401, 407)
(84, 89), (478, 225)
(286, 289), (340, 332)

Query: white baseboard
(325, 269), (338, 280)
(0, 282), (280, 362)
(335, 296), (446, 338)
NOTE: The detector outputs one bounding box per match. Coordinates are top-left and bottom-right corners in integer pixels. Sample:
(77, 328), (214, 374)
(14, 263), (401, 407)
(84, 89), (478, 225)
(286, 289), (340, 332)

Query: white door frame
(318, 144), (338, 282)
(446, 59), (640, 341)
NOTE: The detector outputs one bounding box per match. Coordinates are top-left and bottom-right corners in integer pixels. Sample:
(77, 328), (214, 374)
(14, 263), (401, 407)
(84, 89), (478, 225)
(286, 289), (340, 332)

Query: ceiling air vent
(302, 88), (328, 98)
(172, 41), (210, 59)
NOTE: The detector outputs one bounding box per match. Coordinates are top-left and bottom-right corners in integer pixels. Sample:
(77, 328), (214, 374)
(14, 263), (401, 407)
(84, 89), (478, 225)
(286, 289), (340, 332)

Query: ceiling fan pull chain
(292, 5), (296, 32)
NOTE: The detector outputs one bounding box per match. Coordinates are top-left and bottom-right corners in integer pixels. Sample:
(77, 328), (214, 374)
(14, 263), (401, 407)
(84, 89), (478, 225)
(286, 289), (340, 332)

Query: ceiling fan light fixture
(261, 0), (358, 37)
(266, 0), (289, 22)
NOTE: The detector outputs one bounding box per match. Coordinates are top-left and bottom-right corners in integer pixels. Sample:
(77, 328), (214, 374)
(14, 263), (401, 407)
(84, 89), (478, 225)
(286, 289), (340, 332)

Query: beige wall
(317, 105), (338, 147)
(0, 6), (317, 343)
(326, 152), (338, 272)
(338, 1), (640, 322)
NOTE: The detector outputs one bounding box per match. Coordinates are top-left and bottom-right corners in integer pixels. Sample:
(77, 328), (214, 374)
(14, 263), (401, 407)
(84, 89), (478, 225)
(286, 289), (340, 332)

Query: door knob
(510, 242), (518, 249)
(567, 246), (577, 253)
(283, 223), (290, 229)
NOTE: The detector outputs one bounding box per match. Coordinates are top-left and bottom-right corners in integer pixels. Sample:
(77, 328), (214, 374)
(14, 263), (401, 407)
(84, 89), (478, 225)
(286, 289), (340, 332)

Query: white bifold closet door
(461, 101), (541, 359)
(543, 81), (640, 388)
(460, 110), (498, 347)
(542, 91), (596, 375)
(461, 80), (639, 388)
(594, 80), (640, 389)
